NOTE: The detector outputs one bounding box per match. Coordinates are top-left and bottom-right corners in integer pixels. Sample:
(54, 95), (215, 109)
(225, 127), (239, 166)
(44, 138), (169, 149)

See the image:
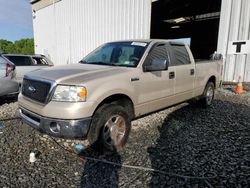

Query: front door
(135, 43), (175, 115)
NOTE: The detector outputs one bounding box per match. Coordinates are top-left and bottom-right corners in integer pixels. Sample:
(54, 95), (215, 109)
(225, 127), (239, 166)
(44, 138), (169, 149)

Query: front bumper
(19, 107), (92, 139)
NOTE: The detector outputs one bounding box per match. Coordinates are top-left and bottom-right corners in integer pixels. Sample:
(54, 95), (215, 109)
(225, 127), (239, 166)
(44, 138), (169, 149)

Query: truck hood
(25, 63), (131, 85)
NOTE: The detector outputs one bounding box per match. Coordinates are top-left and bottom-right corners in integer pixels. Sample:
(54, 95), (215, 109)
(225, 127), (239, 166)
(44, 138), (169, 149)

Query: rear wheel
(89, 104), (131, 152)
(198, 82), (215, 108)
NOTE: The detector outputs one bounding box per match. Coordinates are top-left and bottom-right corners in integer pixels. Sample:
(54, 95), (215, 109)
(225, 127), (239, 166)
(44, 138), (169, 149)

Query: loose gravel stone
(0, 86), (249, 187)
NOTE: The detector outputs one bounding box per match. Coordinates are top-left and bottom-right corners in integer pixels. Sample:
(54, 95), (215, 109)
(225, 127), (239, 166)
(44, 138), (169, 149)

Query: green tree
(0, 39), (15, 53)
(0, 38), (34, 54)
(14, 38), (34, 54)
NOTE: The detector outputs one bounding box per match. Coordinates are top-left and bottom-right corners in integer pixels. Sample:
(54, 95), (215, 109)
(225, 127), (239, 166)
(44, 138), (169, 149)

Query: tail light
(6, 63), (13, 77)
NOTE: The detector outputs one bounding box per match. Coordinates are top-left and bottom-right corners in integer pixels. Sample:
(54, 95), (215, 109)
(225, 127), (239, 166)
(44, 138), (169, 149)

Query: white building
(31, 0), (250, 82)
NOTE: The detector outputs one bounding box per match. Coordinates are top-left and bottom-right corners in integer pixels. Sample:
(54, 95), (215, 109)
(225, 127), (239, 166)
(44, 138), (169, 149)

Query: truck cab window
(170, 44), (191, 65)
(145, 44), (169, 66)
(32, 57), (49, 65)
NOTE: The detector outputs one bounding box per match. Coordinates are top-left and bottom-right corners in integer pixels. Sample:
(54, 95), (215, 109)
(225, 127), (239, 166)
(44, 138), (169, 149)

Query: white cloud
(0, 0), (33, 29)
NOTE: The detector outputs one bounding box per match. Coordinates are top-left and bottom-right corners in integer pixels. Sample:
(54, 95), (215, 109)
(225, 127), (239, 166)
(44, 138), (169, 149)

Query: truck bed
(194, 58), (223, 96)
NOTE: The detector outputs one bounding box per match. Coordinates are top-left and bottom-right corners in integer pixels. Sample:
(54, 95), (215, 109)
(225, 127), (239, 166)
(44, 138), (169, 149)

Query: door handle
(131, 77), (140, 82)
(190, 69), (195, 75)
(169, 72), (175, 79)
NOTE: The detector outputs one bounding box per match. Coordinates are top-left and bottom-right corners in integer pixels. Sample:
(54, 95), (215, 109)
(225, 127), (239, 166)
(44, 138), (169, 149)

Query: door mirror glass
(144, 59), (168, 72)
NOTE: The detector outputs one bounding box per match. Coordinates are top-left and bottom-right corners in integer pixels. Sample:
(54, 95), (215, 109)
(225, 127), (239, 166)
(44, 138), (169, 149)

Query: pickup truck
(18, 40), (222, 151)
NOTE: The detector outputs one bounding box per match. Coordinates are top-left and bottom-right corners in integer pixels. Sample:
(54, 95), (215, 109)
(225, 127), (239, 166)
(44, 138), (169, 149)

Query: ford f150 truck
(18, 40), (222, 151)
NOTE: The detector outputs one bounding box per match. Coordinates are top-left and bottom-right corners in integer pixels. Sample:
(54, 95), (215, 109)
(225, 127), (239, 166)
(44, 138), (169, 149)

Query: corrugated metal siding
(33, 0), (152, 65)
(217, 0), (250, 82)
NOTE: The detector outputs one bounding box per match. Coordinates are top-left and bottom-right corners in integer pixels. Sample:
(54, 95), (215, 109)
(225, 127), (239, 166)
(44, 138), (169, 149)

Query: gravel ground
(0, 86), (249, 187)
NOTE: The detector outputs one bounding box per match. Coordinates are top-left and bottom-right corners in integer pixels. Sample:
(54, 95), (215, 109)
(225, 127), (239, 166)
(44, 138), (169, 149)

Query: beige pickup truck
(18, 40), (222, 151)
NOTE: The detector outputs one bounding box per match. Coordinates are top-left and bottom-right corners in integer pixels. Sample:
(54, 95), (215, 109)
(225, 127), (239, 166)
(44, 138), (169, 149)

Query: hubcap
(206, 86), (214, 104)
(103, 115), (126, 147)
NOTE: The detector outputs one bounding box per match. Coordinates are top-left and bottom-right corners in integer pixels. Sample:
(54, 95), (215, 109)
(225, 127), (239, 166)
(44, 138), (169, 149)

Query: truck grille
(22, 78), (52, 103)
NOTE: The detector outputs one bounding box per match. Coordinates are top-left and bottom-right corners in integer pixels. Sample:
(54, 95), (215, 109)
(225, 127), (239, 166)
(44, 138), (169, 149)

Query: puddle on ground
(0, 122), (5, 134)
(223, 87), (235, 93)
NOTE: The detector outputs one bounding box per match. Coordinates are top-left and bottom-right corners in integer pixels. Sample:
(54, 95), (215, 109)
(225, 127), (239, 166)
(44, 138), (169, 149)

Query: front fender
(86, 80), (136, 115)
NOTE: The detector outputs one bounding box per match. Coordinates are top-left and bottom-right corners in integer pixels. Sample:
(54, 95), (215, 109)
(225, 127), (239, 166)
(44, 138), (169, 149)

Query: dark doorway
(150, 0), (222, 59)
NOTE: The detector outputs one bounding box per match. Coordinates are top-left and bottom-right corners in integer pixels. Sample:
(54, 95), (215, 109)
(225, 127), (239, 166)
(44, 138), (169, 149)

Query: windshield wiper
(101, 63), (135, 67)
(113, 64), (135, 67)
(80, 61), (135, 67)
(85, 61), (115, 66)
(79, 60), (87, 64)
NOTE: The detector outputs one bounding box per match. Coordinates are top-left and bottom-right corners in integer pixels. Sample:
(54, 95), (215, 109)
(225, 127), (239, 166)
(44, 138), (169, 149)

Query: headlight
(52, 85), (87, 102)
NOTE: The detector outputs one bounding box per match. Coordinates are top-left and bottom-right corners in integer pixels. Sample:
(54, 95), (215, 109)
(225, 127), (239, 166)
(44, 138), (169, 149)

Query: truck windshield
(80, 41), (149, 67)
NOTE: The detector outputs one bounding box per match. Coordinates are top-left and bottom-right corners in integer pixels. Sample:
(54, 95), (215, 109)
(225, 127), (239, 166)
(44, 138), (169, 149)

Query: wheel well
(207, 76), (216, 88)
(95, 94), (135, 119)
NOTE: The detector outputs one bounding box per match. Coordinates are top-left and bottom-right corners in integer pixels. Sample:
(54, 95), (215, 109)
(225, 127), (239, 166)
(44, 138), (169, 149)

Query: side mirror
(144, 59), (168, 72)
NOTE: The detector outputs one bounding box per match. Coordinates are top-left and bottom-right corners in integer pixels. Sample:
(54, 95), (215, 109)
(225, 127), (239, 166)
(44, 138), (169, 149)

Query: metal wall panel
(33, 0), (152, 65)
(217, 0), (250, 82)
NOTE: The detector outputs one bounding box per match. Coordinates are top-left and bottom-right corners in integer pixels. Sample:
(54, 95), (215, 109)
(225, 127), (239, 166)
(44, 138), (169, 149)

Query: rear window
(170, 44), (191, 65)
(32, 57), (49, 65)
(5, 56), (32, 66)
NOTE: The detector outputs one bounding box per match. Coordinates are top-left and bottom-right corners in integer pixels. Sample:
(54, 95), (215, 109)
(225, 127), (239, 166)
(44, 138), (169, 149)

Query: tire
(88, 104), (131, 152)
(198, 82), (215, 108)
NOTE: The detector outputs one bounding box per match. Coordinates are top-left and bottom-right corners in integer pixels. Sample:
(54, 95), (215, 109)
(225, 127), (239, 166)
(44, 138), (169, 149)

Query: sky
(0, 0), (33, 42)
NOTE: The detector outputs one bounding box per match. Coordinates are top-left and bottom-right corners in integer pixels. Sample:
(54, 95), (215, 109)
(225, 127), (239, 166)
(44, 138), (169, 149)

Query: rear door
(169, 43), (195, 102)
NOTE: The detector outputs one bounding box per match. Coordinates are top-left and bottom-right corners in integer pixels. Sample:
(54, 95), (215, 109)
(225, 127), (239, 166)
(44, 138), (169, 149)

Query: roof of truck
(108, 39), (186, 45)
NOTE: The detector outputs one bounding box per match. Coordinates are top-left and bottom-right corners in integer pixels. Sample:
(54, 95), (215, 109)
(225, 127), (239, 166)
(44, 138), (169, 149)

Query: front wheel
(198, 82), (215, 108)
(89, 104), (131, 152)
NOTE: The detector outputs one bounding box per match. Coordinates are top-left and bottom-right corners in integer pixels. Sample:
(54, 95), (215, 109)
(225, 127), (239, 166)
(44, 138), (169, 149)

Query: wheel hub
(206, 86), (214, 104)
(103, 115), (126, 146)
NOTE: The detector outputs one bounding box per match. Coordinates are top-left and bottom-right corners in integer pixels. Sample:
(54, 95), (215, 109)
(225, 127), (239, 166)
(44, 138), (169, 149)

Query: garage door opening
(150, 0), (222, 59)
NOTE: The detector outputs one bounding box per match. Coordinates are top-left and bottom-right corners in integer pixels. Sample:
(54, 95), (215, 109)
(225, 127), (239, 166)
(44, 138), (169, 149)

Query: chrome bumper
(19, 107), (92, 139)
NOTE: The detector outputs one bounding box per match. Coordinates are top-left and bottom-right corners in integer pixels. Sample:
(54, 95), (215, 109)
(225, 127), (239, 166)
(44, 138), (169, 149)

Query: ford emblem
(28, 86), (36, 93)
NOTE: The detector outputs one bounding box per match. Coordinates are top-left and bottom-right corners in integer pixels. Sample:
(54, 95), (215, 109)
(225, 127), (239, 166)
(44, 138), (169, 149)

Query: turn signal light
(78, 87), (87, 97)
